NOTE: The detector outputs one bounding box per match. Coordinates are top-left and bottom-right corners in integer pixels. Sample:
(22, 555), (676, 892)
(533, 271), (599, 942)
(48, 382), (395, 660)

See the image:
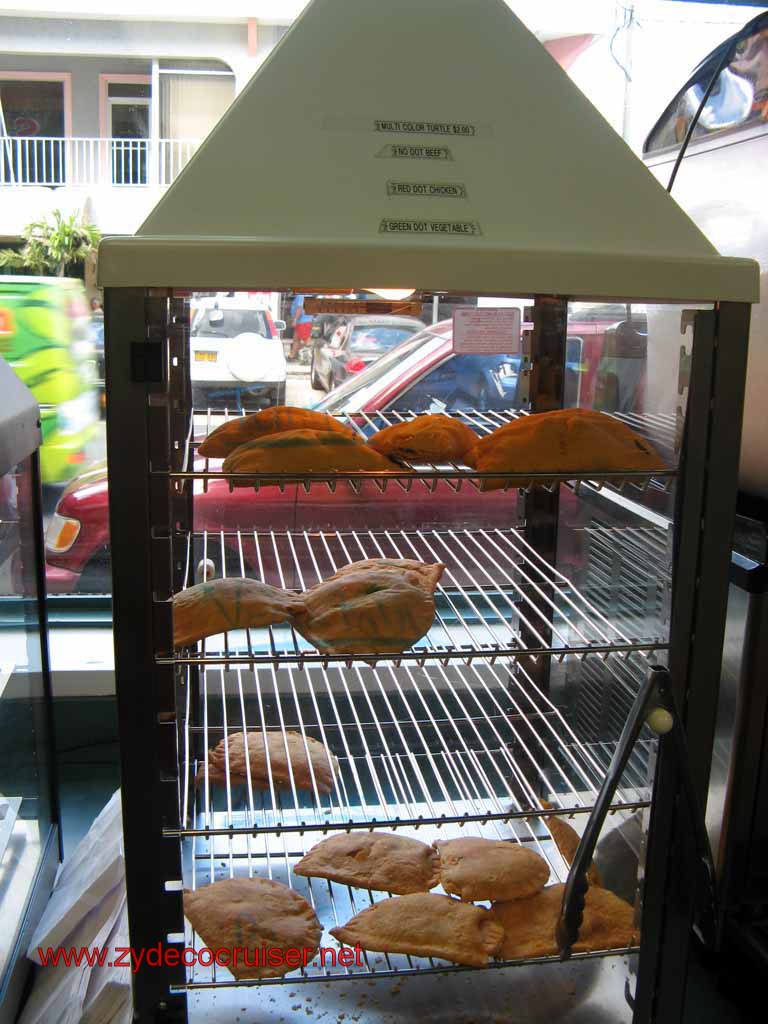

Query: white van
(190, 295), (287, 410)
(643, 12), (768, 503)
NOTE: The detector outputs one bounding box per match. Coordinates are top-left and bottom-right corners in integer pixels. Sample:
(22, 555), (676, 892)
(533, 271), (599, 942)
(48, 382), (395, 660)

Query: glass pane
(0, 80), (64, 137)
(348, 323), (420, 352)
(0, 80), (65, 184)
(107, 82), (150, 98)
(0, 455), (53, 980)
(389, 352), (522, 413)
(110, 102), (148, 139)
(190, 296), (278, 411)
(566, 302), (647, 414)
(110, 104), (148, 186)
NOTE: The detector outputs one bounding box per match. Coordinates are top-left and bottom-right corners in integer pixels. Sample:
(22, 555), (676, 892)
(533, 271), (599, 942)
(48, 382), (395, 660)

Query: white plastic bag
(26, 790), (124, 965)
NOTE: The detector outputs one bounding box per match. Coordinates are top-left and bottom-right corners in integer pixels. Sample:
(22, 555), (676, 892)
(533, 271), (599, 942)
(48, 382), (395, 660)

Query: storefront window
(0, 79), (65, 184)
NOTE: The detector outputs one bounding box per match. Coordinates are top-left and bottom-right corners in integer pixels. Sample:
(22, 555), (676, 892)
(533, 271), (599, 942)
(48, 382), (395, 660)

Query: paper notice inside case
(452, 307), (521, 354)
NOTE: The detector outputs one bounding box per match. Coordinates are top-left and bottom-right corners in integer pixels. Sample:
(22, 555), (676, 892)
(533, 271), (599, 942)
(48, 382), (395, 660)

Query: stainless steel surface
(187, 953), (636, 1023)
(707, 584), (747, 863)
(165, 528), (669, 668)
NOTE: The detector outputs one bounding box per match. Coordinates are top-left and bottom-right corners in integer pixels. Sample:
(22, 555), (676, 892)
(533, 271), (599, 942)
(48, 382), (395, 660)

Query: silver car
(643, 12), (768, 500)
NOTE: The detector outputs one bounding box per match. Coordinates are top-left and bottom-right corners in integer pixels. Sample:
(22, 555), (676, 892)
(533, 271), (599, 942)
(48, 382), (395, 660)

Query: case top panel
(98, 0), (759, 303)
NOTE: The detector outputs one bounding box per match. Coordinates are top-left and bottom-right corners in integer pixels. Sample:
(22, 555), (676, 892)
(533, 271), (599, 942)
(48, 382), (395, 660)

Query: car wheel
(75, 548), (112, 595)
(42, 484), (65, 517)
(310, 354), (323, 390)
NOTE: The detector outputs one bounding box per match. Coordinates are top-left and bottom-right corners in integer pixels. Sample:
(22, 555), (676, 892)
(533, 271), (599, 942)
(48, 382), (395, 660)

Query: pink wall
(544, 34), (596, 71)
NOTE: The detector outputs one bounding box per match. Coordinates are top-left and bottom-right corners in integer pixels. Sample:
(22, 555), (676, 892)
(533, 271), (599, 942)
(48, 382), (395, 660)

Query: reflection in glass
(0, 455), (54, 980)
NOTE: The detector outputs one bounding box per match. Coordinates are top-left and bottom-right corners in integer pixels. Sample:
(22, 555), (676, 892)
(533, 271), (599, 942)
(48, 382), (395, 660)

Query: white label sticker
(374, 120), (476, 136)
(387, 181), (467, 199)
(379, 219), (480, 236)
(452, 307), (522, 354)
(376, 144), (454, 161)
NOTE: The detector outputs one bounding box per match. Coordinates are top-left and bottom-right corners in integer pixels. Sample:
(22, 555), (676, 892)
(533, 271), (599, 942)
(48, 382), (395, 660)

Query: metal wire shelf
(162, 527), (668, 667)
(173, 651), (654, 839)
(170, 407), (677, 497)
(176, 814), (641, 990)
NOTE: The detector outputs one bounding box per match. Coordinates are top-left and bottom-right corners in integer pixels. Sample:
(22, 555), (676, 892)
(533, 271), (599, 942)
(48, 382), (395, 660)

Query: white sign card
(452, 307), (521, 354)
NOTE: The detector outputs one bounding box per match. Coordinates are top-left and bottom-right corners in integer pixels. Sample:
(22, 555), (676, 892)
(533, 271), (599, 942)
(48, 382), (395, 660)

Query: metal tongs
(556, 664), (718, 958)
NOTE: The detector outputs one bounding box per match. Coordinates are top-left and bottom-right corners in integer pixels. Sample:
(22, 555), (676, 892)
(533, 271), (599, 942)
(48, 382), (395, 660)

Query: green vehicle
(0, 276), (98, 484)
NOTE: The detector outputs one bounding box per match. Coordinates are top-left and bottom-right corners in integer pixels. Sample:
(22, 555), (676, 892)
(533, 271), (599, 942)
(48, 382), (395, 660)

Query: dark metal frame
(104, 289), (187, 1022)
(718, 552), (768, 964)
(633, 302), (751, 1021)
(520, 296), (567, 694)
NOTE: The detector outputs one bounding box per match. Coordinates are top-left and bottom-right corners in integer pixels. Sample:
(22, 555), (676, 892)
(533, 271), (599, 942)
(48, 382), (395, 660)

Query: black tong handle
(556, 665), (717, 958)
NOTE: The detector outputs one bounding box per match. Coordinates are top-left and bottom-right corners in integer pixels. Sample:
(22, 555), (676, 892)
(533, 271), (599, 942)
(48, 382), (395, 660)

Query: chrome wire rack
(177, 814), (641, 990)
(194, 406), (677, 457)
(172, 408), (677, 497)
(162, 527), (669, 667)
(177, 651), (650, 986)
(175, 652), (654, 839)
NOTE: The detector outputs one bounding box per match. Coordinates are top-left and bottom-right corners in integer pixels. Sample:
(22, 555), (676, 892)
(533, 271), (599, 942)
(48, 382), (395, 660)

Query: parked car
(190, 296), (287, 410)
(0, 276), (98, 485)
(45, 309), (647, 594)
(310, 314), (424, 391)
(310, 312), (345, 343)
(642, 10), (768, 500)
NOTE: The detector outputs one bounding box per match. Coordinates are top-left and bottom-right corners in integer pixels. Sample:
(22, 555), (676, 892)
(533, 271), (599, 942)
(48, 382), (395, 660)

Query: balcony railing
(0, 137), (199, 188)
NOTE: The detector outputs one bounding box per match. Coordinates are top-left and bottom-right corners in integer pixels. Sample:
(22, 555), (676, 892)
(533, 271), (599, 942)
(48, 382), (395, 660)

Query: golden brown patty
(489, 883), (639, 959)
(368, 414), (478, 463)
(198, 406), (356, 457)
(294, 831), (440, 894)
(222, 429), (402, 485)
(184, 877), (321, 979)
(466, 409), (667, 489)
(434, 837), (550, 902)
(172, 577), (302, 648)
(292, 567), (436, 655)
(198, 729), (338, 794)
(330, 893), (504, 967)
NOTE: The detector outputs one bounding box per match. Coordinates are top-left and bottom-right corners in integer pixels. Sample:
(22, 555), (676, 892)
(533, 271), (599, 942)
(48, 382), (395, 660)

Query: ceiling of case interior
(98, 0), (758, 302)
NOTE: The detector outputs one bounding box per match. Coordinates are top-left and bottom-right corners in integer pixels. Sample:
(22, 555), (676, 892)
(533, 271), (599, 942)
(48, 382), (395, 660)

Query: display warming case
(98, 1), (759, 1021)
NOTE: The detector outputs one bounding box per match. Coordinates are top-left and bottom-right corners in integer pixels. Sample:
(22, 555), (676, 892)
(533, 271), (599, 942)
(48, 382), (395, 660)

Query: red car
(45, 313), (637, 593)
